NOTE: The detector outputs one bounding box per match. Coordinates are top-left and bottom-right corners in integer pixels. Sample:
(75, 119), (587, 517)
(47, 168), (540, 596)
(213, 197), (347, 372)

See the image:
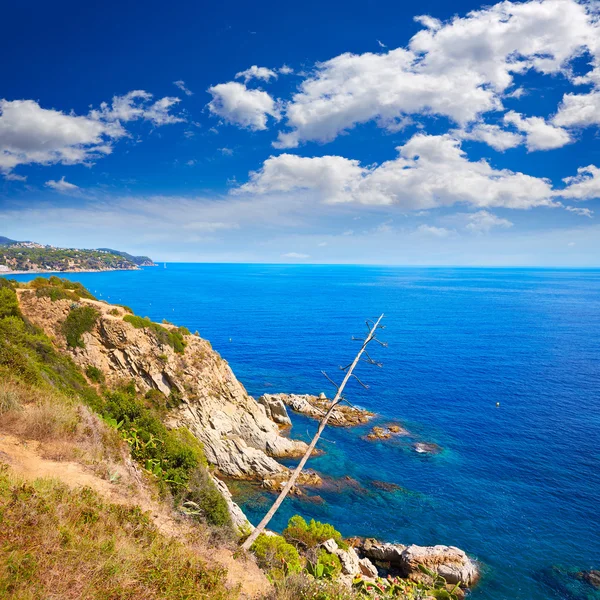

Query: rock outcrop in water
(260, 393), (374, 426)
(355, 538), (480, 587)
(17, 291), (309, 481)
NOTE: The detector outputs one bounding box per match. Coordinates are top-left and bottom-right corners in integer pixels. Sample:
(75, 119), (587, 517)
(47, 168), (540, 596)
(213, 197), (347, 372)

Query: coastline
(0, 266), (147, 276)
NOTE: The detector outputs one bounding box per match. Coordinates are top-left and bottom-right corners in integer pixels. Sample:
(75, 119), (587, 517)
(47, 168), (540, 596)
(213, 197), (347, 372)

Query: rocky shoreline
(16, 289), (481, 594)
(259, 392), (375, 426)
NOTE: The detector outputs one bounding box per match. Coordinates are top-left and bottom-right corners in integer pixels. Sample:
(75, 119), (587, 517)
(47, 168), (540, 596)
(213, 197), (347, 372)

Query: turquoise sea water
(10, 265), (600, 600)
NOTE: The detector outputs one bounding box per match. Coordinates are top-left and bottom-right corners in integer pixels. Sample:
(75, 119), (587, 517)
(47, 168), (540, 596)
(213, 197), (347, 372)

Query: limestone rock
(263, 393), (374, 427)
(359, 557), (379, 578)
(321, 539), (361, 577)
(16, 292), (309, 481)
(401, 544), (479, 586)
(361, 538), (406, 565)
(210, 475), (253, 533)
(257, 395), (292, 426)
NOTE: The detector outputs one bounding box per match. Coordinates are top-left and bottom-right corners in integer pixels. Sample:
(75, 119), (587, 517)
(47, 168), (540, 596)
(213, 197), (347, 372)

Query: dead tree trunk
(241, 314), (384, 551)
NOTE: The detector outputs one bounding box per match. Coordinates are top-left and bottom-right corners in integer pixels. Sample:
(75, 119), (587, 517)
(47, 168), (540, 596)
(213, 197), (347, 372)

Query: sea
(9, 264), (600, 600)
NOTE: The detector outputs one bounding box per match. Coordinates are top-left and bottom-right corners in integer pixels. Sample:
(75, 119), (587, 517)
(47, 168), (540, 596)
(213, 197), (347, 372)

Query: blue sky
(1, 0), (600, 265)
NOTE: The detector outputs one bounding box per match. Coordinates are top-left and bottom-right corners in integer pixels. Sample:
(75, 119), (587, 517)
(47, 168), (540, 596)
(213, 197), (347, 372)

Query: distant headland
(0, 236), (155, 274)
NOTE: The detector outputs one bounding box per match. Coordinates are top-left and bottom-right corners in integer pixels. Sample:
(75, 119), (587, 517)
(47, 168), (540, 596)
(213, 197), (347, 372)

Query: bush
(29, 276), (96, 301)
(264, 573), (357, 600)
(85, 364), (105, 384)
(251, 534), (303, 579)
(283, 516), (347, 550)
(316, 548), (342, 578)
(178, 469), (232, 528)
(62, 305), (99, 348)
(0, 286), (21, 319)
(123, 315), (187, 354)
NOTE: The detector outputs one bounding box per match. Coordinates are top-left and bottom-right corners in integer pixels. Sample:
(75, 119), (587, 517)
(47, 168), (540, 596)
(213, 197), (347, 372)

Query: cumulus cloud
(553, 90), (600, 128)
(173, 80), (193, 96)
(454, 124), (523, 151)
(503, 111), (571, 151)
(207, 82), (280, 130)
(241, 134), (557, 210)
(273, 0), (599, 147)
(465, 210), (514, 233)
(235, 65), (278, 83)
(278, 65), (294, 75)
(0, 99), (119, 175)
(45, 176), (79, 193)
(0, 91), (184, 176)
(559, 165), (600, 200)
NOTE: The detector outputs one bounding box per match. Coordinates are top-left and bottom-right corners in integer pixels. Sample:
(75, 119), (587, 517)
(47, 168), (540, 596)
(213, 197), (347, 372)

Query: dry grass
(0, 466), (234, 599)
(0, 379), (124, 468)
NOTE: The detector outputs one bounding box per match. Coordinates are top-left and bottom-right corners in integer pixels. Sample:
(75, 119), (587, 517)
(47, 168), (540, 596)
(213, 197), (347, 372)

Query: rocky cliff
(17, 291), (308, 481)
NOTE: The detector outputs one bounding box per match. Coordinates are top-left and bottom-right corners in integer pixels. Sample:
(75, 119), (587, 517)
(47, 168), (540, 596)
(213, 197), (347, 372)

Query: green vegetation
(251, 534), (303, 579)
(283, 515), (347, 550)
(62, 305), (99, 348)
(0, 281), (231, 532)
(29, 276), (97, 302)
(85, 364), (105, 384)
(0, 244), (150, 272)
(0, 468), (232, 599)
(124, 314), (187, 353)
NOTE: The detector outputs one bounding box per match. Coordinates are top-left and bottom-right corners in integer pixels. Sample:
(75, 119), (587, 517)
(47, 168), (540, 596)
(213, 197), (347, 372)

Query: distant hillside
(96, 248), (154, 266)
(0, 236), (19, 245)
(0, 236), (155, 273)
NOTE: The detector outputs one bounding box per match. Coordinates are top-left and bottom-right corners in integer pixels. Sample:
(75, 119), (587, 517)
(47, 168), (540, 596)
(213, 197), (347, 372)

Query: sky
(1, 0), (600, 265)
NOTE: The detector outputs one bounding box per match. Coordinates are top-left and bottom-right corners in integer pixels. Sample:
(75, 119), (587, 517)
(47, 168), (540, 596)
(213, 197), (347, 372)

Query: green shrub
(123, 315), (186, 354)
(251, 534), (302, 579)
(29, 276), (96, 301)
(0, 287), (21, 319)
(85, 364), (105, 384)
(316, 549), (342, 578)
(178, 469), (232, 528)
(283, 516), (347, 550)
(62, 305), (99, 348)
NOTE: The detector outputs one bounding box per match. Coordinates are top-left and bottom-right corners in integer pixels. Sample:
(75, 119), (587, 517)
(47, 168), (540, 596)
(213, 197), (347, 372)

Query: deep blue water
(10, 265), (600, 600)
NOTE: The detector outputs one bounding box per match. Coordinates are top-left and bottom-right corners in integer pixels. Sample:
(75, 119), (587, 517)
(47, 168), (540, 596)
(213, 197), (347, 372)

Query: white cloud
(273, 0), (598, 147)
(45, 176), (79, 193)
(565, 205), (594, 217)
(235, 65), (278, 83)
(173, 80), (193, 96)
(241, 134), (556, 210)
(465, 210), (514, 233)
(503, 111), (571, 151)
(4, 172), (27, 182)
(207, 82), (280, 131)
(92, 90), (184, 126)
(279, 65), (294, 75)
(0, 99), (120, 175)
(455, 123), (523, 151)
(416, 224), (453, 237)
(219, 147), (234, 156)
(0, 91), (184, 176)
(281, 252), (310, 258)
(553, 90), (600, 128)
(559, 165), (600, 200)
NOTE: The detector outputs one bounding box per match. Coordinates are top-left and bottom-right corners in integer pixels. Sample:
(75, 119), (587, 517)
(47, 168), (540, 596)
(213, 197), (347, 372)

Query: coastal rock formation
(261, 393), (374, 427)
(322, 539), (374, 579)
(357, 539), (479, 587)
(210, 475), (254, 532)
(257, 395), (292, 427)
(17, 292), (309, 481)
(364, 423), (409, 441)
(401, 544), (479, 586)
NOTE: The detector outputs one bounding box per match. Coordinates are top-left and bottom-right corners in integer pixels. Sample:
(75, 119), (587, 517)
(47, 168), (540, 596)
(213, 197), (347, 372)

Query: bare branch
(241, 313), (385, 551)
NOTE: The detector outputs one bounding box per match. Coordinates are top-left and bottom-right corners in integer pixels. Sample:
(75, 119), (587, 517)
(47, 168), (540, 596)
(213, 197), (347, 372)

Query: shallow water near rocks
(11, 264), (600, 600)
